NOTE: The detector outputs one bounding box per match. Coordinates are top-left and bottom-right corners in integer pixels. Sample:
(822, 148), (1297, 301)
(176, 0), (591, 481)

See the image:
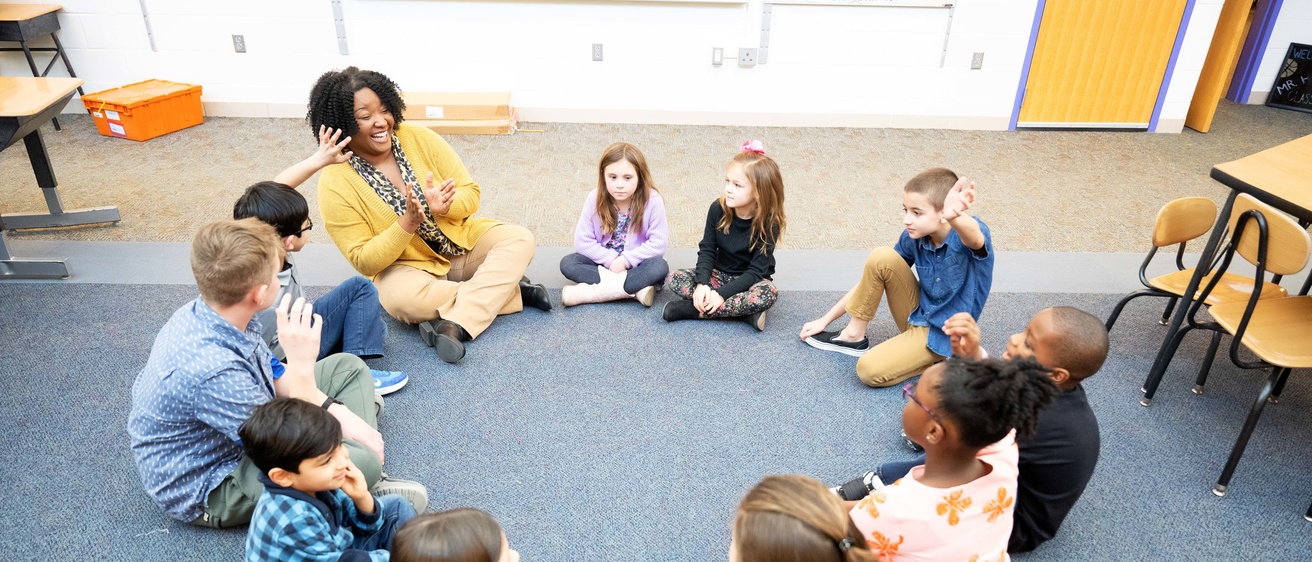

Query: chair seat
(1149, 269), (1288, 305)
(1208, 296), (1312, 368)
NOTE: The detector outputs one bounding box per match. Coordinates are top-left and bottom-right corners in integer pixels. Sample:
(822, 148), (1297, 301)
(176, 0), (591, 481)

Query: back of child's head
(392, 508), (507, 562)
(722, 143), (787, 249)
(191, 218), (285, 308)
(1041, 306), (1110, 381)
(903, 167), (959, 211)
(733, 475), (876, 562)
(595, 142), (657, 235)
(233, 181), (309, 238)
(933, 357), (1058, 449)
(238, 397), (342, 475)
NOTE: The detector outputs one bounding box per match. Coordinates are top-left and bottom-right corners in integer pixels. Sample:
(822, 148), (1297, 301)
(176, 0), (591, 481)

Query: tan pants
(848, 247), (945, 387)
(375, 224), (535, 339)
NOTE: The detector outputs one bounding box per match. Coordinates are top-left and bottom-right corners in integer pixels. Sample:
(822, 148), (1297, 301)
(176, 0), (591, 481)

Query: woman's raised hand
(399, 186), (424, 234)
(421, 172), (455, 217)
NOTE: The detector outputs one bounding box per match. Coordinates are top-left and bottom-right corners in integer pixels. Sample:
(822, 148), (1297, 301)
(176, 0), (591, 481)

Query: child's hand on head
(942, 176), (976, 221)
(313, 125), (353, 167)
(943, 312), (983, 359)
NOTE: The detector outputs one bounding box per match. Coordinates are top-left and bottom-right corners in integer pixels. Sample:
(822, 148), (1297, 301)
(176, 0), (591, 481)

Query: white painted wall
(0, 0), (1243, 131)
(1248, 0), (1312, 103)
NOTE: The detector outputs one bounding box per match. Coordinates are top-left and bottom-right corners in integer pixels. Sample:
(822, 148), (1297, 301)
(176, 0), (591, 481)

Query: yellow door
(1018, 0), (1189, 128)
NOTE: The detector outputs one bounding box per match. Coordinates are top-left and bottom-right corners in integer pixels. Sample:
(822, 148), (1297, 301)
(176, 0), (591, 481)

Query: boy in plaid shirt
(241, 398), (417, 561)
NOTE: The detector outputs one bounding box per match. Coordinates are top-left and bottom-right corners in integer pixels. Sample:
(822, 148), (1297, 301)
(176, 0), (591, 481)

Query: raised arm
(274, 125), (353, 189)
(942, 177), (985, 251)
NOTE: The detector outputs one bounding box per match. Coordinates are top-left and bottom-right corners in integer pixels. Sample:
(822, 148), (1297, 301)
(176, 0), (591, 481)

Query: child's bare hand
(942, 177), (976, 221)
(943, 312), (982, 358)
(799, 318), (828, 340)
(703, 291), (726, 314)
(608, 257), (629, 274)
(692, 285), (711, 313)
(313, 125), (353, 167)
(341, 460), (375, 513)
(275, 295), (322, 370)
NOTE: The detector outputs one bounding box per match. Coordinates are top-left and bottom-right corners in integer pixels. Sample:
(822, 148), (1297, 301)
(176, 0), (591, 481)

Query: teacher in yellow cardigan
(307, 67), (551, 364)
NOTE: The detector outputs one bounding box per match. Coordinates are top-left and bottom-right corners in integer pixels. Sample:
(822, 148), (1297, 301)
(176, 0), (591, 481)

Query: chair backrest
(1152, 197), (1218, 247)
(1228, 193), (1312, 275)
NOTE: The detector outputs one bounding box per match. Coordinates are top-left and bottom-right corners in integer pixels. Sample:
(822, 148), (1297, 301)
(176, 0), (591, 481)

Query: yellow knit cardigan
(317, 123), (500, 279)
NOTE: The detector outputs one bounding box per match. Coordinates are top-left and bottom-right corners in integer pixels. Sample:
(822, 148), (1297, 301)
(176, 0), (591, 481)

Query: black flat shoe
(520, 281), (552, 311)
(419, 319), (469, 363)
(661, 299), (701, 322)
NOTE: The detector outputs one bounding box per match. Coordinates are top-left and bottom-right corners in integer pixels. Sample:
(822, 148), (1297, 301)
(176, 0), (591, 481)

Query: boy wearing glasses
(235, 176), (407, 395)
(834, 306), (1108, 553)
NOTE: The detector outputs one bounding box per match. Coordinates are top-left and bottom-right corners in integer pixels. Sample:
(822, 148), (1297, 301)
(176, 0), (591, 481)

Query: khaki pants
(375, 224), (535, 338)
(848, 247), (945, 387)
(192, 354), (383, 528)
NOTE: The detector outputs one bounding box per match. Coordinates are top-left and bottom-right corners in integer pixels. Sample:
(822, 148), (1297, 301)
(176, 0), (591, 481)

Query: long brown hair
(733, 475), (876, 562)
(719, 151), (786, 250)
(391, 508), (504, 562)
(595, 142), (658, 236)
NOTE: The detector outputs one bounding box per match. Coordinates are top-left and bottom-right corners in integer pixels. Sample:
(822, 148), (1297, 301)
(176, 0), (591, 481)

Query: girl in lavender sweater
(559, 142), (669, 307)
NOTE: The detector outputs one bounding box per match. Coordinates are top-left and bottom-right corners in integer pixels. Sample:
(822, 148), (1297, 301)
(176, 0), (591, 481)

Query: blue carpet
(0, 284), (1309, 561)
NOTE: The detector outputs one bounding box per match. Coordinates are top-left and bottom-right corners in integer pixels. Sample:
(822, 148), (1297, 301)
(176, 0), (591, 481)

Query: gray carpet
(0, 284), (1309, 561)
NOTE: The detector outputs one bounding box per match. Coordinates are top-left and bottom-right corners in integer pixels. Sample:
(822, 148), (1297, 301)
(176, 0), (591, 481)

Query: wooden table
(1140, 134), (1312, 405)
(0, 4), (82, 130)
(1, 76), (120, 279)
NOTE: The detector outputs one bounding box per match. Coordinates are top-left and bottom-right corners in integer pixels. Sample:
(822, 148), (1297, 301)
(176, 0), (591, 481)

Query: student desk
(0, 4), (82, 131)
(1140, 134), (1312, 405)
(1, 76), (119, 279)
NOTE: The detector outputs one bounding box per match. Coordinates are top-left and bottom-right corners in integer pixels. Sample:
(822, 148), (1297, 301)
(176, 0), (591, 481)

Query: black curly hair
(931, 357), (1057, 449)
(306, 66), (406, 141)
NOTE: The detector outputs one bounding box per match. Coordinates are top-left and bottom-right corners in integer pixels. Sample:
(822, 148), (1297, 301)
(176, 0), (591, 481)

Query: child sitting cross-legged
(846, 357), (1057, 562)
(242, 397), (419, 561)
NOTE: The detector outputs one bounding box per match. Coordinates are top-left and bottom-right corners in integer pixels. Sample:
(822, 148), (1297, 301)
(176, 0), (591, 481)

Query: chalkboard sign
(1266, 42), (1312, 114)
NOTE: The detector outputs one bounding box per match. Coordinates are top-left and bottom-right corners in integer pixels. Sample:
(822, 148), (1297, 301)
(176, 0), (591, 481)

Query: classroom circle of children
(113, 66), (1125, 561)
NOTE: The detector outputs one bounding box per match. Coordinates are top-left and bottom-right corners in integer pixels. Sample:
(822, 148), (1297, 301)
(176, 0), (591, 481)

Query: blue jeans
(560, 253), (669, 294)
(352, 495), (417, 551)
(315, 276), (387, 360)
(877, 456), (925, 484)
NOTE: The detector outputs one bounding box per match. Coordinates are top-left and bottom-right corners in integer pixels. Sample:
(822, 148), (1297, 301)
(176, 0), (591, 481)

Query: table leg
(1139, 190), (1238, 406)
(0, 130), (120, 229)
(0, 230), (70, 279)
(50, 33), (85, 95)
(17, 39), (61, 131)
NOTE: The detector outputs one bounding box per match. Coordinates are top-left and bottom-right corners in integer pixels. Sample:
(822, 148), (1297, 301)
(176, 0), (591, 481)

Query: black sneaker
(831, 471), (877, 501)
(804, 331), (870, 357)
(901, 431), (925, 453)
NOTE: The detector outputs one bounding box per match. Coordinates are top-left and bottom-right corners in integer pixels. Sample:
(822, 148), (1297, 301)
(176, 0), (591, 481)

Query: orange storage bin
(81, 80), (203, 141)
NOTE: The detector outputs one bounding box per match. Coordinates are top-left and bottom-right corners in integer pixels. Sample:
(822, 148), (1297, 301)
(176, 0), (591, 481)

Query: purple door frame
(1228, 0), (1285, 103)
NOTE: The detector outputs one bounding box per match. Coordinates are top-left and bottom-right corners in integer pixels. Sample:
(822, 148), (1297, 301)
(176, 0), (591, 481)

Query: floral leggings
(666, 268), (778, 317)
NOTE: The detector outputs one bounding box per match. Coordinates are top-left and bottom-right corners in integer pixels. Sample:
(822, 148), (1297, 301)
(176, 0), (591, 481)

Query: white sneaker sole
(804, 336), (869, 357)
(375, 377), (408, 396)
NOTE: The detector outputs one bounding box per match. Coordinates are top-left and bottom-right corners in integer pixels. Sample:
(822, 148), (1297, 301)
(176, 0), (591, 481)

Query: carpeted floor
(4, 101), (1312, 252)
(1, 284), (1308, 561)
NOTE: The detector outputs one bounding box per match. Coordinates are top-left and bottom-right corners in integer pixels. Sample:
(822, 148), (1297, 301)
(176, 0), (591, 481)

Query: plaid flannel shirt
(245, 475), (387, 562)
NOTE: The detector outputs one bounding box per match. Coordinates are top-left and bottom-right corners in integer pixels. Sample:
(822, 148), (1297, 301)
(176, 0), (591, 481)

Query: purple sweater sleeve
(620, 191), (668, 267)
(574, 190), (621, 266)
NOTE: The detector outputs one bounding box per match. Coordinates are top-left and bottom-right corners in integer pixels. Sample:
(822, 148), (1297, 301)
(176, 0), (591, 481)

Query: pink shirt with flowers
(850, 432), (1020, 562)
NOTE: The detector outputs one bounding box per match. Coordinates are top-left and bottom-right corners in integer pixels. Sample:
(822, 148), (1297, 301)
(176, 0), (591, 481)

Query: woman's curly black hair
(305, 66), (406, 141)
(932, 357), (1058, 449)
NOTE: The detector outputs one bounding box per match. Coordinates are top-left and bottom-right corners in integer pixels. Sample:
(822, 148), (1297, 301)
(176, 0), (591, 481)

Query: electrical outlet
(738, 47), (757, 67)
(232, 34), (246, 53)
(712, 47), (723, 66)
(592, 43), (603, 62)
(971, 52), (984, 70)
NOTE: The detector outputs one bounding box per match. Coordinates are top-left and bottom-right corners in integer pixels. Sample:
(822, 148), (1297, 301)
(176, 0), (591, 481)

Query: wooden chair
(1175, 194), (1312, 497)
(1104, 197), (1288, 395)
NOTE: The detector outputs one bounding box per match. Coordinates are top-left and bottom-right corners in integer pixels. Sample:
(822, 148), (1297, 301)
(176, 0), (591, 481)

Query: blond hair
(733, 475), (876, 562)
(903, 167), (959, 211)
(191, 218), (284, 308)
(595, 142), (658, 236)
(720, 151), (786, 250)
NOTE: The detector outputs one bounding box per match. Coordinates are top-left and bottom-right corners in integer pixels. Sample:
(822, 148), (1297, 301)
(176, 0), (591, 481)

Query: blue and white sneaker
(370, 369), (408, 396)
